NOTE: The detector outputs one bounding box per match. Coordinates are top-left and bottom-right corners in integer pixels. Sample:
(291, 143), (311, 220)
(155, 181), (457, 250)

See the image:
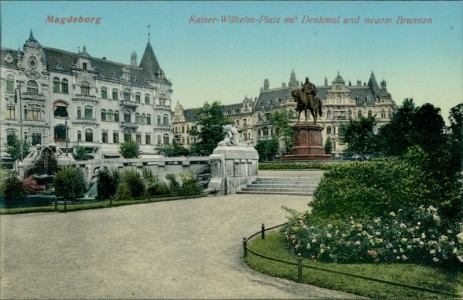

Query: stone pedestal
(282, 124), (332, 161)
(208, 145), (259, 195)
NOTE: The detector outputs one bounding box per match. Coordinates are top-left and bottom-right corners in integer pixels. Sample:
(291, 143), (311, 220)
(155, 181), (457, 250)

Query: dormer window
(80, 82), (90, 95)
(26, 80), (38, 94)
(83, 62), (87, 70)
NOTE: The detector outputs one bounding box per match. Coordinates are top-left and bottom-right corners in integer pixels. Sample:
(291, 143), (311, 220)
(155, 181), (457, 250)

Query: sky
(1, 1), (462, 121)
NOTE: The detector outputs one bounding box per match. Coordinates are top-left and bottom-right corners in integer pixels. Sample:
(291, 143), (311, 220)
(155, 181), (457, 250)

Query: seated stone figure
(218, 124), (243, 146)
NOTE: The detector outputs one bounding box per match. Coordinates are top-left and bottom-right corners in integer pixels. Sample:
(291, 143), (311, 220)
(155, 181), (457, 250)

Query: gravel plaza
(0, 171), (355, 299)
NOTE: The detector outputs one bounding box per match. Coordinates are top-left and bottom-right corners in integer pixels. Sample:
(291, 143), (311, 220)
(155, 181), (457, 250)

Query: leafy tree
(339, 116), (378, 158)
(119, 139), (140, 159)
(410, 103), (447, 154)
(255, 138), (279, 162)
(6, 134), (29, 161)
(158, 143), (189, 157)
(54, 166), (86, 199)
(189, 101), (232, 156)
(324, 136), (333, 154)
(267, 110), (293, 154)
(74, 145), (91, 161)
(448, 103), (463, 175)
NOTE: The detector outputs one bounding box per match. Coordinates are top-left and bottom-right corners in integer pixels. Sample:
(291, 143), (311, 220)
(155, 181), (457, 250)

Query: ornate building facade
(0, 31), (173, 159)
(173, 70), (396, 157)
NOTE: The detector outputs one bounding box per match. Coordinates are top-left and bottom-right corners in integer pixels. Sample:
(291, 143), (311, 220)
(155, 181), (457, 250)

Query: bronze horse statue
(291, 88), (323, 124)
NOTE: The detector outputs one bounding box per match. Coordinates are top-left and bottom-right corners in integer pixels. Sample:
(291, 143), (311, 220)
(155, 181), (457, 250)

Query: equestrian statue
(291, 77), (323, 124)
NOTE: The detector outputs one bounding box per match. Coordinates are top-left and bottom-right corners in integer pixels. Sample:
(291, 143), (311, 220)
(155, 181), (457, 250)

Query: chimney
(130, 51), (137, 66)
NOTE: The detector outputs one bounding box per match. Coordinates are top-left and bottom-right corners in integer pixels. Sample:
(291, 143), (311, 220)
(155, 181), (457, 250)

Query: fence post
(243, 238), (248, 258)
(261, 223), (265, 240)
(297, 253), (303, 282)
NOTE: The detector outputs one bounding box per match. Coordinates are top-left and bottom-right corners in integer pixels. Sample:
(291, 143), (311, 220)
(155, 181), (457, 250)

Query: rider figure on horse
(302, 77), (317, 103)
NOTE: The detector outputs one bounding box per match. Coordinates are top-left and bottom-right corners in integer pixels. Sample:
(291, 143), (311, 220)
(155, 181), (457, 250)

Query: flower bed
(285, 205), (463, 268)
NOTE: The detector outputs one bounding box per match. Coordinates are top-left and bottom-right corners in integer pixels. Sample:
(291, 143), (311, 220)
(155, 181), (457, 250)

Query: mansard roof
(1, 36), (171, 86)
(255, 88), (292, 111)
(253, 72), (393, 111)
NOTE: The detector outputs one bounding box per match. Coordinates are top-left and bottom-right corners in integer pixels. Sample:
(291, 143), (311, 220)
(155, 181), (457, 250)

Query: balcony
(120, 122), (138, 130)
(120, 100), (139, 109)
(23, 119), (48, 128)
(21, 93), (46, 102)
(72, 118), (99, 126)
(72, 94), (98, 103)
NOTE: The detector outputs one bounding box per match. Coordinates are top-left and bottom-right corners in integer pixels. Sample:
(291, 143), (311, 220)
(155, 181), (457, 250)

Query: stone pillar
(282, 124), (332, 160)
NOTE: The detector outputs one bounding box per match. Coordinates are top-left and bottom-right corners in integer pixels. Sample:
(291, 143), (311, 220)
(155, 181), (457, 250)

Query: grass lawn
(0, 194), (205, 214)
(245, 231), (463, 299)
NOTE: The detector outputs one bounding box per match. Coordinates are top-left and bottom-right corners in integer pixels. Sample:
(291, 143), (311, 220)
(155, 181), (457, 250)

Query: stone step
(249, 183), (319, 188)
(239, 176), (321, 196)
(241, 188), (315, 195)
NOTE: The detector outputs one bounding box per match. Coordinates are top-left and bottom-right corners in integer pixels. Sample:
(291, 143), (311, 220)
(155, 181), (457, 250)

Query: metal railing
(243, 223), (461, 298)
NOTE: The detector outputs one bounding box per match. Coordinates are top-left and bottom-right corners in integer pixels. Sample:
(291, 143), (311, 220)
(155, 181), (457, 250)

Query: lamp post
(65, 118), (69, 156)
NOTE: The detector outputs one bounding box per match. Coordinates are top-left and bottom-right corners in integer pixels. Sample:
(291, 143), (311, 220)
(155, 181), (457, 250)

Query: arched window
(358, 110), (363, 118)
(327, 126), (332, 135)
(101, 109), (107, 121)
(53, 101), (68, 118)
(123, 90), (131, 101)
(112, 89), (118, 100)
(85, 129), (93, 142)
(84, 106), (93, 119)
(147, 114), (151, 125)
(141, 113), (146, 124)
(124, 131), (131, 142)
(135, 93), (141, 103)
(135, 113), (140, 124)
(6, 75), (15, 93)
(381, 109), (386, 119)
(144, 94), (150, 105)
(368, 110), (372, 118)
(77, 130), (82, 142)
(61, 79), (68, 94)
(80, 82), (90, 95)
(53, 77), (60, 93)
(124, 110), (131, 123)
(107, 110), (114, 122)
(157, 115), (161, 125)
(101, 87), (107, 99)
(77, 107), (82, 119)
(114, 110), (120, 122)
(26, 80), (38, 94)
(163, 114), (169, 125)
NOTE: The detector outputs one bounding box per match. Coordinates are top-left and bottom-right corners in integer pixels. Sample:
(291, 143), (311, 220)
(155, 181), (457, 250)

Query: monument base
(282, 123), (332, 161)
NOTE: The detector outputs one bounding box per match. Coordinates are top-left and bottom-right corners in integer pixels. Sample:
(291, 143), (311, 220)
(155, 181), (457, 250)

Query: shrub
(284, 206), (463, 268)
(54, 166), (86, 199)
(311, 158), (432, 220)
(2, 173), (25, 200)
(143, 168), (171, 196)
(178, 172), (203, 196)
(114, 169), (145, 200)
(74, 146), (91, 161)
(97, 168), (119, 200)
(119, 140), (140, 159)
